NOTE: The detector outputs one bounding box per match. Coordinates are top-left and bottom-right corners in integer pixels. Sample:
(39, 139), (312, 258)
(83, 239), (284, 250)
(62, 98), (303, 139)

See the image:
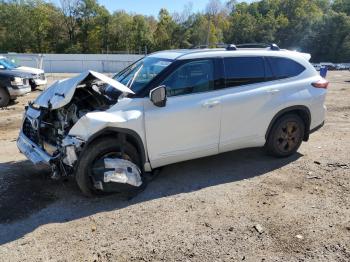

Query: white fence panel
(1, 53), (144, 73)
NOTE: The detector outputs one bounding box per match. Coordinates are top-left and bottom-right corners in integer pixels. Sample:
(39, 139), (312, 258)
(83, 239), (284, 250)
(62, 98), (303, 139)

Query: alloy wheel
(275, 121), (301, 153)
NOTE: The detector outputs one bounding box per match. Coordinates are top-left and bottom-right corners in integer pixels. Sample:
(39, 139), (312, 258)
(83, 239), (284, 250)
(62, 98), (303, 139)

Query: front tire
(30, 82), (37, 91)
(0, 88), (10, 107)
(265, 114), (305, 157)
(75, 137), (142, 197)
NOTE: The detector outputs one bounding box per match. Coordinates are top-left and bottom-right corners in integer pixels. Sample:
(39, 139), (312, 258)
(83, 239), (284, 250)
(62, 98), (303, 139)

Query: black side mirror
(149, 85), (167, 107)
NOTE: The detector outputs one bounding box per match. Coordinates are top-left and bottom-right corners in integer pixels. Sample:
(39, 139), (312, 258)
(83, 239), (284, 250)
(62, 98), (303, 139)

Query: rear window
(267, 57), (305, 79)
(224, 57), (265, 87)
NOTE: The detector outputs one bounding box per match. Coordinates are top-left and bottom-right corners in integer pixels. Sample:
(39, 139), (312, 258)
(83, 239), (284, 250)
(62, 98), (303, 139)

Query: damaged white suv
(17, 44), (328, 196)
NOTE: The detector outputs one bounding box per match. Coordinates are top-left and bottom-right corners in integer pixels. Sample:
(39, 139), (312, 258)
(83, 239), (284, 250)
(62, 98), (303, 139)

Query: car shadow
(0, 99), (18, 109)
(0, 148), (302, 245)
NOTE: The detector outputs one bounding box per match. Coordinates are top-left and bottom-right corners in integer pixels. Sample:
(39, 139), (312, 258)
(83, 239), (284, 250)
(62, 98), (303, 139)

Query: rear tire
(0, 88), (10, 107)
(75, 137), (142, 197)
(265, 114), (305, 157)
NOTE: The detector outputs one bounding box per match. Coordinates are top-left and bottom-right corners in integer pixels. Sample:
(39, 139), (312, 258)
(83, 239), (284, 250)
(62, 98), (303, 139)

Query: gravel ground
(0, 71), (349, 261)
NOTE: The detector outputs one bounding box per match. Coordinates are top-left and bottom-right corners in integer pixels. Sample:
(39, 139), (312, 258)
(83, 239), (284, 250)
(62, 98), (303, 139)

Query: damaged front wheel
(75, 137), (144, 197)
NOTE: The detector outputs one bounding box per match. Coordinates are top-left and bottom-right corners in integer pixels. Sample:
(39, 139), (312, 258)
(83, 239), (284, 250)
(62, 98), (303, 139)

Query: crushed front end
(18, 103), (86, 178)
(17, 71), (137, 184)
(18, 92), (104, 179)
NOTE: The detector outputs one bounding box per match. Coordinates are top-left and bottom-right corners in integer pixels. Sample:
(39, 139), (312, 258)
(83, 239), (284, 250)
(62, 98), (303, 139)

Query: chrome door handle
(202, 100), (220, 108)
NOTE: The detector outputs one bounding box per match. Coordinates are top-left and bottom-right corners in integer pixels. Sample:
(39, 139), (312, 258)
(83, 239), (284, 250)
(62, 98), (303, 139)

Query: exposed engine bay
(39, 84), (114, 153)
(23, 76), (120, 171)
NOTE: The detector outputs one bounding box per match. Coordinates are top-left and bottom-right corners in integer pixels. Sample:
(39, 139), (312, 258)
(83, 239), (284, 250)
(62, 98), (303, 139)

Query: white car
(312, 63), (321, 71)
(17, 44), (328, 196)
(0, 56), (47, 90)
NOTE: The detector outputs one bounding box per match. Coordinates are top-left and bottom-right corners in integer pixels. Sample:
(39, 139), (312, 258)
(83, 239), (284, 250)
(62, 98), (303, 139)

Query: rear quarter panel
(262, 73), (326, 137)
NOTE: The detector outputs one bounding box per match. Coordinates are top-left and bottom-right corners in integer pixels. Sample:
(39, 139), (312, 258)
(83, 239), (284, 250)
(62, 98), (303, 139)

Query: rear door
(219, 56), (276, 152)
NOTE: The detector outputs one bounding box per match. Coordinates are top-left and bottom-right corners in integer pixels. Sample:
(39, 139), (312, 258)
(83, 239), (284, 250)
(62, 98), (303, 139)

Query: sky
(50, 0), (253, 17)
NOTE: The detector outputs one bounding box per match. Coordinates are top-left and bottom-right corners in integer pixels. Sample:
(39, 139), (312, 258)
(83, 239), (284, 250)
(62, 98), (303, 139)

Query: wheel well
(266, 106), (311, 142)
(0, 86), (9, 93)
(0, 86), (10, 106)
(84, 128), (146, 170)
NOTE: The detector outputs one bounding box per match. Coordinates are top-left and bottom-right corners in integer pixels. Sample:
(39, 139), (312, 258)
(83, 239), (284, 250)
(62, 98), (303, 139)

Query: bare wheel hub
(276, 121), (300, 153)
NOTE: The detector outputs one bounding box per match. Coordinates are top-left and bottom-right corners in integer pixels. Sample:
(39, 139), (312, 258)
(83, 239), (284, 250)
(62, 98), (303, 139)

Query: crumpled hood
(14, 66), (44, 75)
(34, 70), (134, 110)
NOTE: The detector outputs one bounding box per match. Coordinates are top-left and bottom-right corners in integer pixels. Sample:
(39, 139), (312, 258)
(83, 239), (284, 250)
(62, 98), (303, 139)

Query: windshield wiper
(127, 64), (143, 88)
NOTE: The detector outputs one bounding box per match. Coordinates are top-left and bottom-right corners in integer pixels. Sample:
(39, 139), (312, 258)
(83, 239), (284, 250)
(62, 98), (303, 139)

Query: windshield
(114, 57), (173, 93)
(0, 58), (18, 69)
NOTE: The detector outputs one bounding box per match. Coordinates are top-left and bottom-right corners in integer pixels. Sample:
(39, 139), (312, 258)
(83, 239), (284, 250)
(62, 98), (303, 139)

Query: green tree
(27, 1), (63, 53)
(188, 14), (210, 47)
(275, 0), (323, 48)
(0, 0), (349, 61)
(0, 0), (32, 52)
(332, 0), (350, 15)
(308, 11), (350, 62)
(131, 15), (152, 53)
(109, 11), (133, 52)
(227, 5), (258, 44)
(60, 0), (80, 50)
(76, 0), (108, 53)
(154, 9), (175, 50)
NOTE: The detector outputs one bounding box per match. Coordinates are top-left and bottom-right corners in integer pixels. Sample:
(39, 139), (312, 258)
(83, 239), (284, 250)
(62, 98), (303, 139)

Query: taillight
(312, 79), (329, 89)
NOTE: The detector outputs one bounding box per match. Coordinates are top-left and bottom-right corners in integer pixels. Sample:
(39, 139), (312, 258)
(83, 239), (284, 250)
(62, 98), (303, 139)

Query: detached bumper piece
(17, 132), (54, 165)
(104, 158), (142, 187)
(91, 158), (143, 193)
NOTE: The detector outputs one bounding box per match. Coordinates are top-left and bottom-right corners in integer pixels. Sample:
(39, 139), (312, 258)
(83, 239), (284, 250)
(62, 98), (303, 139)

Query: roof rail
(190, 42), (280, 51)
(190, 44), (210, 49)
(235, 43), (280, 51)
(191, 43), (230, 49)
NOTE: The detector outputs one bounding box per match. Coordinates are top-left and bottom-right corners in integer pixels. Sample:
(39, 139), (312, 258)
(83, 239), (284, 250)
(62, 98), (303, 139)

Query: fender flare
(265, 105), (311, 141)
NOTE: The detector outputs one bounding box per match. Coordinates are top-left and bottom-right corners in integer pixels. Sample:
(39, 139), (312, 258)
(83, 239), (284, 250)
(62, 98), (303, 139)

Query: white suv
(17, 44), (328, 196)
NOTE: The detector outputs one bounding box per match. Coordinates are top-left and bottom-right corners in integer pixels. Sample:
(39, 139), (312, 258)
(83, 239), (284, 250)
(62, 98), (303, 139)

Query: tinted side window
(162, 60), (214, 97)
(268, 57), (305, 79)
(224, 57), (265, 87)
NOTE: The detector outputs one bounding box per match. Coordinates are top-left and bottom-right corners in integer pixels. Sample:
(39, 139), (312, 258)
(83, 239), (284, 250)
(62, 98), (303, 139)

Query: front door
(144, 59), (221, 168)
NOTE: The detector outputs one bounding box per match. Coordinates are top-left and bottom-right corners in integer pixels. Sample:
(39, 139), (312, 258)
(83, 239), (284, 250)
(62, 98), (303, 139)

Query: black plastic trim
(265, 106), (311, 141)
(309, 121), (325, 134)
(83, 127), (147, 170)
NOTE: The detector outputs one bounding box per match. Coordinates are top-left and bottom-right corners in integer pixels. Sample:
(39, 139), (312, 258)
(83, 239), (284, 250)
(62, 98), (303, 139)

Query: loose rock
(254, 224), (264, 234)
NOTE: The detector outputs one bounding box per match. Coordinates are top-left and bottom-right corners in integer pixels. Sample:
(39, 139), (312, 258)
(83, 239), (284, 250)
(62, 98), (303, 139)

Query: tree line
(0, 0), (349, 62)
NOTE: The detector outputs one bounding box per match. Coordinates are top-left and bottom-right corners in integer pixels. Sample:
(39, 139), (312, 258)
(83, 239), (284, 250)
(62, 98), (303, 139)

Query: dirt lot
(0, 71), (349, 261)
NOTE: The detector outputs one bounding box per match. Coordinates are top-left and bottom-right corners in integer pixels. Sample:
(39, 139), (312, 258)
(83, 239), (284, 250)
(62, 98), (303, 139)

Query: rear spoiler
(300, 52), (311, 61)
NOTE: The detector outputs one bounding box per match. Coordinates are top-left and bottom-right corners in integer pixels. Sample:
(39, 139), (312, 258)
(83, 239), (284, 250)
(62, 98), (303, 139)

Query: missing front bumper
(17, 132), (55, 165)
